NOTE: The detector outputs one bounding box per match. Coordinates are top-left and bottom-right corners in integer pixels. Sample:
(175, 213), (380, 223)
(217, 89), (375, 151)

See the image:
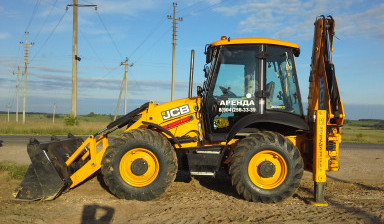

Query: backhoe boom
(308, 15), (345, 206)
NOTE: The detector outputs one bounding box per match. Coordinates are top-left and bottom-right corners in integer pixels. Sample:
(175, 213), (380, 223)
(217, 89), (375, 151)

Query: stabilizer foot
(312, 182), (328, 206)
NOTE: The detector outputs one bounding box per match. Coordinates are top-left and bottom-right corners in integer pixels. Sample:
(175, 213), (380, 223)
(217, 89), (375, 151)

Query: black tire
(101, 129), (177, 201)
(229, 131), (303, 203)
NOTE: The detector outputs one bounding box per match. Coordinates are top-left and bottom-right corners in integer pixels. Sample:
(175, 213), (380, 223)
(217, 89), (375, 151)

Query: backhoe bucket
(14, 135), (84, 201)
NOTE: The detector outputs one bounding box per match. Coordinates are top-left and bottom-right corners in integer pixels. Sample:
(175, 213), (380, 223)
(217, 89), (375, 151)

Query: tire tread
(101, 129), (177, 201)
(229, 131), (303, 203)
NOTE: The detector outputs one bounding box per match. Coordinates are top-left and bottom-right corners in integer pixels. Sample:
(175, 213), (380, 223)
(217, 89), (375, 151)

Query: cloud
(30, 65), (71, 73)
(93, 0), (159, 15)
(0, 6), (20, 18)
(214, 0), (384, 40)
(0, 57), (20, 72)
(337, 4), (384, 39)
(214, 5), (242, 16)
(0, 32), (10, 40)
(27, 71), (191, 94)
(206, 0), (222, 5)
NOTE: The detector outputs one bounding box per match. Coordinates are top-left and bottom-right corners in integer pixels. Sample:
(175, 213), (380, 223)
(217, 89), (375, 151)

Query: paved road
(0, 135), (87, 145)
(0, 135), (87, 164)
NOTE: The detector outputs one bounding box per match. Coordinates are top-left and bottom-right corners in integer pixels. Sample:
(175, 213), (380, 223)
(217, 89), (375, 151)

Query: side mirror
(203, 65), (210, 78)
(205, 45), (212, 64)
(197, 86), (204, 97)
(293, 48), (300, 57)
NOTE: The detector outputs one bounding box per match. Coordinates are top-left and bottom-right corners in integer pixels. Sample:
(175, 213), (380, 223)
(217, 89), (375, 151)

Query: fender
(226, 111), (309, 142)
(142, 121), (182, 148)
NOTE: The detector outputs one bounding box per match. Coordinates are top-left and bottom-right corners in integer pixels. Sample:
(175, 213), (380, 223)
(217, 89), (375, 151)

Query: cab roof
(210, 37), (300, 49)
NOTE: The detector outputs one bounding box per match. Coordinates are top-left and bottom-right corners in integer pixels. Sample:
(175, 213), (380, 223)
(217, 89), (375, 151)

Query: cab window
(266, 46), (302, 115)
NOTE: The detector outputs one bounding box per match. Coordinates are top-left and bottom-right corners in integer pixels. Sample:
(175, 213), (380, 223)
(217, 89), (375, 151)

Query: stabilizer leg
(312, 182), (328, 206)
(312, 110), (329, 206)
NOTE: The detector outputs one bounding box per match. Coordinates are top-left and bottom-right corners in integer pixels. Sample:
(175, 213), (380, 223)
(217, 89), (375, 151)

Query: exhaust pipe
(188, 49), (195, 98)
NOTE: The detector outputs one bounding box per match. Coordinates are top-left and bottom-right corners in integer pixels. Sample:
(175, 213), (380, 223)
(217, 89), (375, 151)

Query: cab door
(203, 45), (261, 142)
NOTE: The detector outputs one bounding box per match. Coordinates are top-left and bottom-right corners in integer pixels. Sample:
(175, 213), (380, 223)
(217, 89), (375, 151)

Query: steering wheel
(219, 86), (237, 98)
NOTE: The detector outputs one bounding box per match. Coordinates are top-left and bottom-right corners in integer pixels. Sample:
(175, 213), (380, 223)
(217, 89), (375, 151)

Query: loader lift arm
(307, 15), (345, 206)
(14, 103), (149, 201)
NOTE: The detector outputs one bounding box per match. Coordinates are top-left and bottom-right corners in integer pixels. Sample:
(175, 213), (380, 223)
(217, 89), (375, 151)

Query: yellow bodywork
(65, 96), (240, 189)
(67, 135), (109, 188)
(210, 36), (299, 49)
(126, 98), (202, 148)
(64, 18), (344, 206)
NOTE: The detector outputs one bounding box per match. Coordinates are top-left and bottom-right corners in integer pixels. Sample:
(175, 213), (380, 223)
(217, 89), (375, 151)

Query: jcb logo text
(162, 105), (190, 120)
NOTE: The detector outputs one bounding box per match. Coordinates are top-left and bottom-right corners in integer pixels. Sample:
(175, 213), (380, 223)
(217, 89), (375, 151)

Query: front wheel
(101, 129), (177, 201)
(229, 131), (303, 203)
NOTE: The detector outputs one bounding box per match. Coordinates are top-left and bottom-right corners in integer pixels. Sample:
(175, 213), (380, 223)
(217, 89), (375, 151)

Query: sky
(0, 0), (383, 119)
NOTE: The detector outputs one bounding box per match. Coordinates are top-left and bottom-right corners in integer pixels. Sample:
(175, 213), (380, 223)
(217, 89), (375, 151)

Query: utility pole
(114, 75), (126, 121)
(53, 104), (56, 124)
(7, 105), (10, 122)
(71, 0), (78, 118)
(67, 1), (97, 117)
(114, 58), (133, 120)
(20, 32), (33, 124)
(168, 2), (182, 101)
(13, 66), (21, 122)
(121, 57), (133, 114)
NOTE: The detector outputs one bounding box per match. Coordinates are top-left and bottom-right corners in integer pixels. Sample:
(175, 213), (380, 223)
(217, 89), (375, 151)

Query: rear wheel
(229, 131), (303, 203)
(101, 129), (177, 201)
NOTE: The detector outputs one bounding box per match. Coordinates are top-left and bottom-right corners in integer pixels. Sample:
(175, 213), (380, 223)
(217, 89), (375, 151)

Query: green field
(342, 120), (384, 144)
(1, 114), (384, 144)
(0, 161), (28, 180)
(0, 113), (123, 136)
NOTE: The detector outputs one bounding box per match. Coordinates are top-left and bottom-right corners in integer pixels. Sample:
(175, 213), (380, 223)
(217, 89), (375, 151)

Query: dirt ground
(0, 137), (383, 224)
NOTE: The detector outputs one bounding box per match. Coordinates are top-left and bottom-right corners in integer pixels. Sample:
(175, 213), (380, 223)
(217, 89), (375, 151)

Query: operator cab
(200, 37), (307, 142)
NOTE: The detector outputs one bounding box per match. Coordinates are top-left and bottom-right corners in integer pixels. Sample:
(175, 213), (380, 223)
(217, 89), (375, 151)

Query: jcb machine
(15, 15), (344, 205)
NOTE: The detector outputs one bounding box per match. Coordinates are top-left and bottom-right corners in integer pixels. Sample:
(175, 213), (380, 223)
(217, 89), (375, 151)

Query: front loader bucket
(14, 135), (83, 201)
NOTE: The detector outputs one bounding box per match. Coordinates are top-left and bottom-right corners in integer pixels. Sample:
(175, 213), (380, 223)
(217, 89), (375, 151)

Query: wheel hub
(258, 161), (276, 178)
(131, 159), (148, 176)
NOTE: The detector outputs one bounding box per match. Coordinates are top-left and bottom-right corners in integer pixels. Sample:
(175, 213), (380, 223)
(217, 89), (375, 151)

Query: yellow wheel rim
(248, 150), (287, 189)
(119, 148), (159, 187)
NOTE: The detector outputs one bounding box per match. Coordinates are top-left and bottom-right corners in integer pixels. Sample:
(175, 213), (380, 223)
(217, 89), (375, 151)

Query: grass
(342, 125), (384, 144)
(0, 161), (28, 180)
(1, 114), (384, 144)
(0, 113), (124, 136)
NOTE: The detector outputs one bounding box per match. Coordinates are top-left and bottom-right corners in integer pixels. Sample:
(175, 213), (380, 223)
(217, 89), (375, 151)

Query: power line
(128, 17), (168, 59)
(25, 0), (41, 32)
(127, 4), (172, 60)
(96, 11), (123, 59)
(101, 65), (121, 78)
(79, 29), (110, 71)
(34, 0), (59, 41)
(118, 69), (147, 103)
(134, 27), (171, 64)
(30, 9), (68, 63)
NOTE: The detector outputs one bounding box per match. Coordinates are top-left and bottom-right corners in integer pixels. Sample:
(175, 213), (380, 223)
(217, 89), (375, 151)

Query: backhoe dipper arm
(308, 15), (345, 206)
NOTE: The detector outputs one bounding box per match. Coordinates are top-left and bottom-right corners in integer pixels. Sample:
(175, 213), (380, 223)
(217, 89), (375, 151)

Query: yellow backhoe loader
(15, 15), (344, 206)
